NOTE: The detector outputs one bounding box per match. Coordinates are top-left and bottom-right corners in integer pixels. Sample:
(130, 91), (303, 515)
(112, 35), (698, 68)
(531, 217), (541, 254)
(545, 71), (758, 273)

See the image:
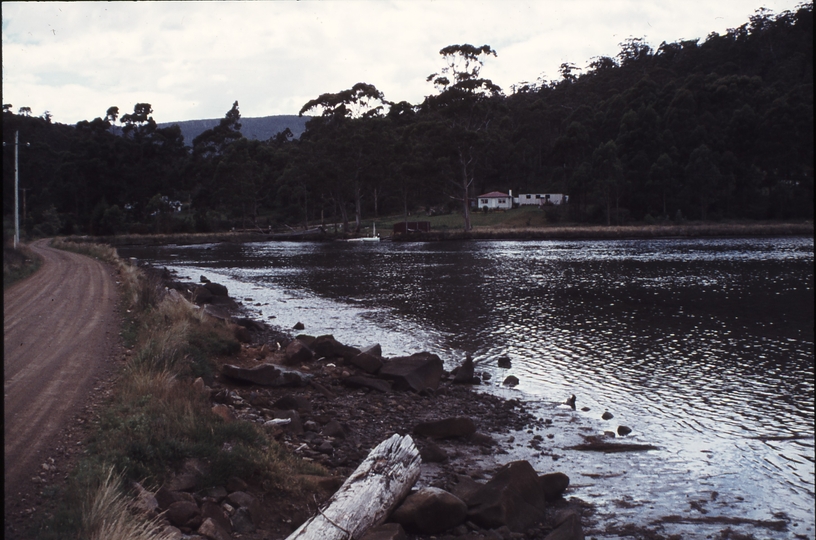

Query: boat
(345, 223), (381, 242)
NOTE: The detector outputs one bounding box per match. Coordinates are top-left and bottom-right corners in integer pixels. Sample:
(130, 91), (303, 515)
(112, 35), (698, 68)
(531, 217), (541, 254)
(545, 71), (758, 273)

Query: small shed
(393, 221), (431, 234)
(477, 191), (512, 210)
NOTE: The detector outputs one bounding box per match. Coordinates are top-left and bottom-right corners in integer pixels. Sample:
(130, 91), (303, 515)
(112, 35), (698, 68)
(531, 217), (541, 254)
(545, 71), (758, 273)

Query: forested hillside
(3, 4), (811, 236)
(156, 115), (310, 147)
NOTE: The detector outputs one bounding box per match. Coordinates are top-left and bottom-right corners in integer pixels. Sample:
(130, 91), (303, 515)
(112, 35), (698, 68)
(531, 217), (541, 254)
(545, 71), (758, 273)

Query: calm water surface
(121, 237), (814, 538)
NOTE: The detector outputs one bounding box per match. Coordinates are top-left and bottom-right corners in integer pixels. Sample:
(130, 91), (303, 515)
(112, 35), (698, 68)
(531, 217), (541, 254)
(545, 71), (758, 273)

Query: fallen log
(286, 433), (421, 540)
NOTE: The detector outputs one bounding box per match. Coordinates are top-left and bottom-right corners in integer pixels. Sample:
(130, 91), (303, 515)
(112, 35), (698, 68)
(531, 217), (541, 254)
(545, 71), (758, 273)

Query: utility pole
(5, 131), (29, 248)
(14, 131), (20, 248)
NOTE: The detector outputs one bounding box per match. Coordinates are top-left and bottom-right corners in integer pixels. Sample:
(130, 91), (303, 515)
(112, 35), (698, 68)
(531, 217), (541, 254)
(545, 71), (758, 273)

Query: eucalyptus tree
(421, 44), (503, 231)
(299, 83), (389, 232)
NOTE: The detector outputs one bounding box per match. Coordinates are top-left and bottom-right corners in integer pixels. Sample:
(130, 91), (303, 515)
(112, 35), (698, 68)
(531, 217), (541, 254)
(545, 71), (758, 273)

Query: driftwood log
(286, 433), (421, 540)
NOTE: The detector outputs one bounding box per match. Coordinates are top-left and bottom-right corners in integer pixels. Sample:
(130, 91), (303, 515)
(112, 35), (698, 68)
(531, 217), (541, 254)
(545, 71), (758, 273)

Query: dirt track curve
(4, 239), (122, 532)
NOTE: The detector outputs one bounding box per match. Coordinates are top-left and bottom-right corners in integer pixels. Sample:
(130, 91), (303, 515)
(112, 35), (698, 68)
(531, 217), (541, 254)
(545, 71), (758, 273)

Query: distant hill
(157, 115), (311, 146)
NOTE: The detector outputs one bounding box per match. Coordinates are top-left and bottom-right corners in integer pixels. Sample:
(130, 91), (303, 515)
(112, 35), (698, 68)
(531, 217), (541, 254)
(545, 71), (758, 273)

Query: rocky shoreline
(149, 269), (596, 540)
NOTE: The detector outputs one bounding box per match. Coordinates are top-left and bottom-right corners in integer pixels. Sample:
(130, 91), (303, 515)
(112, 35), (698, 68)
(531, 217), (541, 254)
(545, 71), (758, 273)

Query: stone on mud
(378, 352), (444, 393)
(466, 460), (552, 532)
(391, 487), (468, 534)
(414, 417), (477, 439)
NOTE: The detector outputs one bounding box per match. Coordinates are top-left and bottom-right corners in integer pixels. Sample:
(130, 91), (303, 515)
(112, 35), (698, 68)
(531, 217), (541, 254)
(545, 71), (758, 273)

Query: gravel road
(4, 239), (122, 535)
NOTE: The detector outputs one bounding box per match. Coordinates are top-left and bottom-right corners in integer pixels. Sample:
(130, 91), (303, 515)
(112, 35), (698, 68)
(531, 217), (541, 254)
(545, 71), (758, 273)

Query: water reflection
(120, 237), (814, 537)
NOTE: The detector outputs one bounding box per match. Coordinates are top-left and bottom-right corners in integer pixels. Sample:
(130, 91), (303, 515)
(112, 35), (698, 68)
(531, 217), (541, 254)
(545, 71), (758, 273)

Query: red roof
(477, 191), (509, 198)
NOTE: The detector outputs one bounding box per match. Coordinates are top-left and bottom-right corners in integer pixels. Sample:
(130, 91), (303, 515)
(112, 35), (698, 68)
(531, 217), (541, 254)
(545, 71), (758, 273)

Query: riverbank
(59, 220), (813, 247)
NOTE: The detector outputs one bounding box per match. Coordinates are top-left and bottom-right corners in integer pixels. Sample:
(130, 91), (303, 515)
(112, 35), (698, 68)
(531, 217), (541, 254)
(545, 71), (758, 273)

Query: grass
(3, 243), (42, 289)
(33, 240), (326, 540)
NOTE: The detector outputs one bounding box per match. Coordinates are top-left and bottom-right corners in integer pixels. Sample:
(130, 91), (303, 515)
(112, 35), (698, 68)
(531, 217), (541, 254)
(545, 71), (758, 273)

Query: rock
(203, 282), (228, 297)
(350, 351), (384, 374)
(166, 500), (201, 529)
(231, 507), (256, 533)
(539, 472), (570, 501)
(503, 375), (520, 387)
(293, 322), (305, 330)
(200, 502), (232, 534)
(322, 419), (347, 439)
(272, 395), (312, 412)
(221, 364), (309, 387)
(414, 417), (476, 439)
(580, 407), (591, 412)
(233, 317), (265, 332)
(225, 476), (248, 493)
(272, 409), (303, 434)
(226, 491), (261, 525)
(201, 486), (228, 502)
(497, 356), (512, 368)
(360, 522), (408, 540)
(211, 404), (234, 422)
(360, 343), (383, 357)
(565, 395), (576, 409)
(128, 481), (159, 518)
(466, 461), (550, 532)
(453, 355), (476, 384)
(379, 352), (444, 393)
(543, 511), (583, 540)
(192, 285), (214, 304)
(312, 334), (361, 360)
(166, 473), (200, 492)
(391, 487), (468, 534)
(200, 275), (210, 283)
(318, 441), (334, 454)
(230, 323), (251, 343)
(197, 517), (231, 540)
(617, 425), (632, 436)
(155, 487), (189, 511)
(602, 411), (614, 420)
(469, 432), (496, 446)
(419, 439), (448, 463)
(344, 375), (392, 393)
(284, 339), (315, 365)
(450, 475), (483, 503)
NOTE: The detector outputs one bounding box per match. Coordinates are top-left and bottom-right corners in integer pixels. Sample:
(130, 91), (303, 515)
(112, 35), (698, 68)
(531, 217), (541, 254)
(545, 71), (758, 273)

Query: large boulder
(284, 339), (315, 365)
(540, 472), (570, 501)
(378, 352), (444, 393)
(203, 282), (229, 297)
(466, 460), (556, 532)
(221, 364), (310, 387)
(414, 417), (476, 439)
(543, 511), (584, 540)
(312, 335), (361, 360)
(360, 523), (408, 540)
(166, 500), (201, 529)
(452, 355), (476, 384)
(350, 350), (384, 374)
(390, 487), (468, 534)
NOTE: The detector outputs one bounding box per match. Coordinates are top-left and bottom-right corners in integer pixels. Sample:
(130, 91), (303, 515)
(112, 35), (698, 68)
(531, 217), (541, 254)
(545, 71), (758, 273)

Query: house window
(535, 194), (541, 199)
(526, 195), (531, 199)
(481, 199), (487, 204)
(499, 199), (505, 204)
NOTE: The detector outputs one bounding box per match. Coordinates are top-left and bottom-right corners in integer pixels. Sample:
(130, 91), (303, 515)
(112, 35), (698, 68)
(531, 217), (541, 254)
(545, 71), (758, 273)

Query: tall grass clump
(81, 468), (175, 540)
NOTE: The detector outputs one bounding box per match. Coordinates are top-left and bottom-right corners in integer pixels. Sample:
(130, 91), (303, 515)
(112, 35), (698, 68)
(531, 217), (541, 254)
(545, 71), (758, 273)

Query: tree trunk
(286, 434), (421, 540)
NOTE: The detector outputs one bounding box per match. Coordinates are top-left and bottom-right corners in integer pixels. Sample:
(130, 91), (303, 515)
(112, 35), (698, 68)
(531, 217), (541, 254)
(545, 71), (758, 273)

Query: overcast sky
(2, 0), (804, 125)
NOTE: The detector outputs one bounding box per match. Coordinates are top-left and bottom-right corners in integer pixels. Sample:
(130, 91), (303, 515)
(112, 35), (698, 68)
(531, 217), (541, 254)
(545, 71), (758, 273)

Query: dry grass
(82, 467), (175, 540)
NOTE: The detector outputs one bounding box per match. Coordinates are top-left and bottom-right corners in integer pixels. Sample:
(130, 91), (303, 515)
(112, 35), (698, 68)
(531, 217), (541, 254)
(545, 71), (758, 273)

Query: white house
(515, 193), (569, 206)
(477, 191), (513, 210)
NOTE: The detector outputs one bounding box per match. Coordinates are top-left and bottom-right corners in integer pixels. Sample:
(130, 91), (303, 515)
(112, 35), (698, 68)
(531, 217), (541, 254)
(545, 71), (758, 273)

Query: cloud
(1, 0), (805, 124)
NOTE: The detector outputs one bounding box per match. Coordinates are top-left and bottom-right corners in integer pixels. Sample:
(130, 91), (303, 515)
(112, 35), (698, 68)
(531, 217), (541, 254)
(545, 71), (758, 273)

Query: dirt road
(4, 239), (122, 533)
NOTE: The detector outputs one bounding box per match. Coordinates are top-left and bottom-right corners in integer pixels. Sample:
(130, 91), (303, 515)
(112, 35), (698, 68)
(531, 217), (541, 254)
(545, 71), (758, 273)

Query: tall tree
(423, 44), (503, 231)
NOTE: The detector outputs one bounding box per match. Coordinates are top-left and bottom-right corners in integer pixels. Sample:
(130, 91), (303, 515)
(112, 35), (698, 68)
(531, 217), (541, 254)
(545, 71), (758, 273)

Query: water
(120, 237), (814, 538)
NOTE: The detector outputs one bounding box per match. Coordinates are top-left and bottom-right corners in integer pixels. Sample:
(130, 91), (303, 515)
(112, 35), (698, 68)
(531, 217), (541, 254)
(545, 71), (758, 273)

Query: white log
(286, 433), (421, 540)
